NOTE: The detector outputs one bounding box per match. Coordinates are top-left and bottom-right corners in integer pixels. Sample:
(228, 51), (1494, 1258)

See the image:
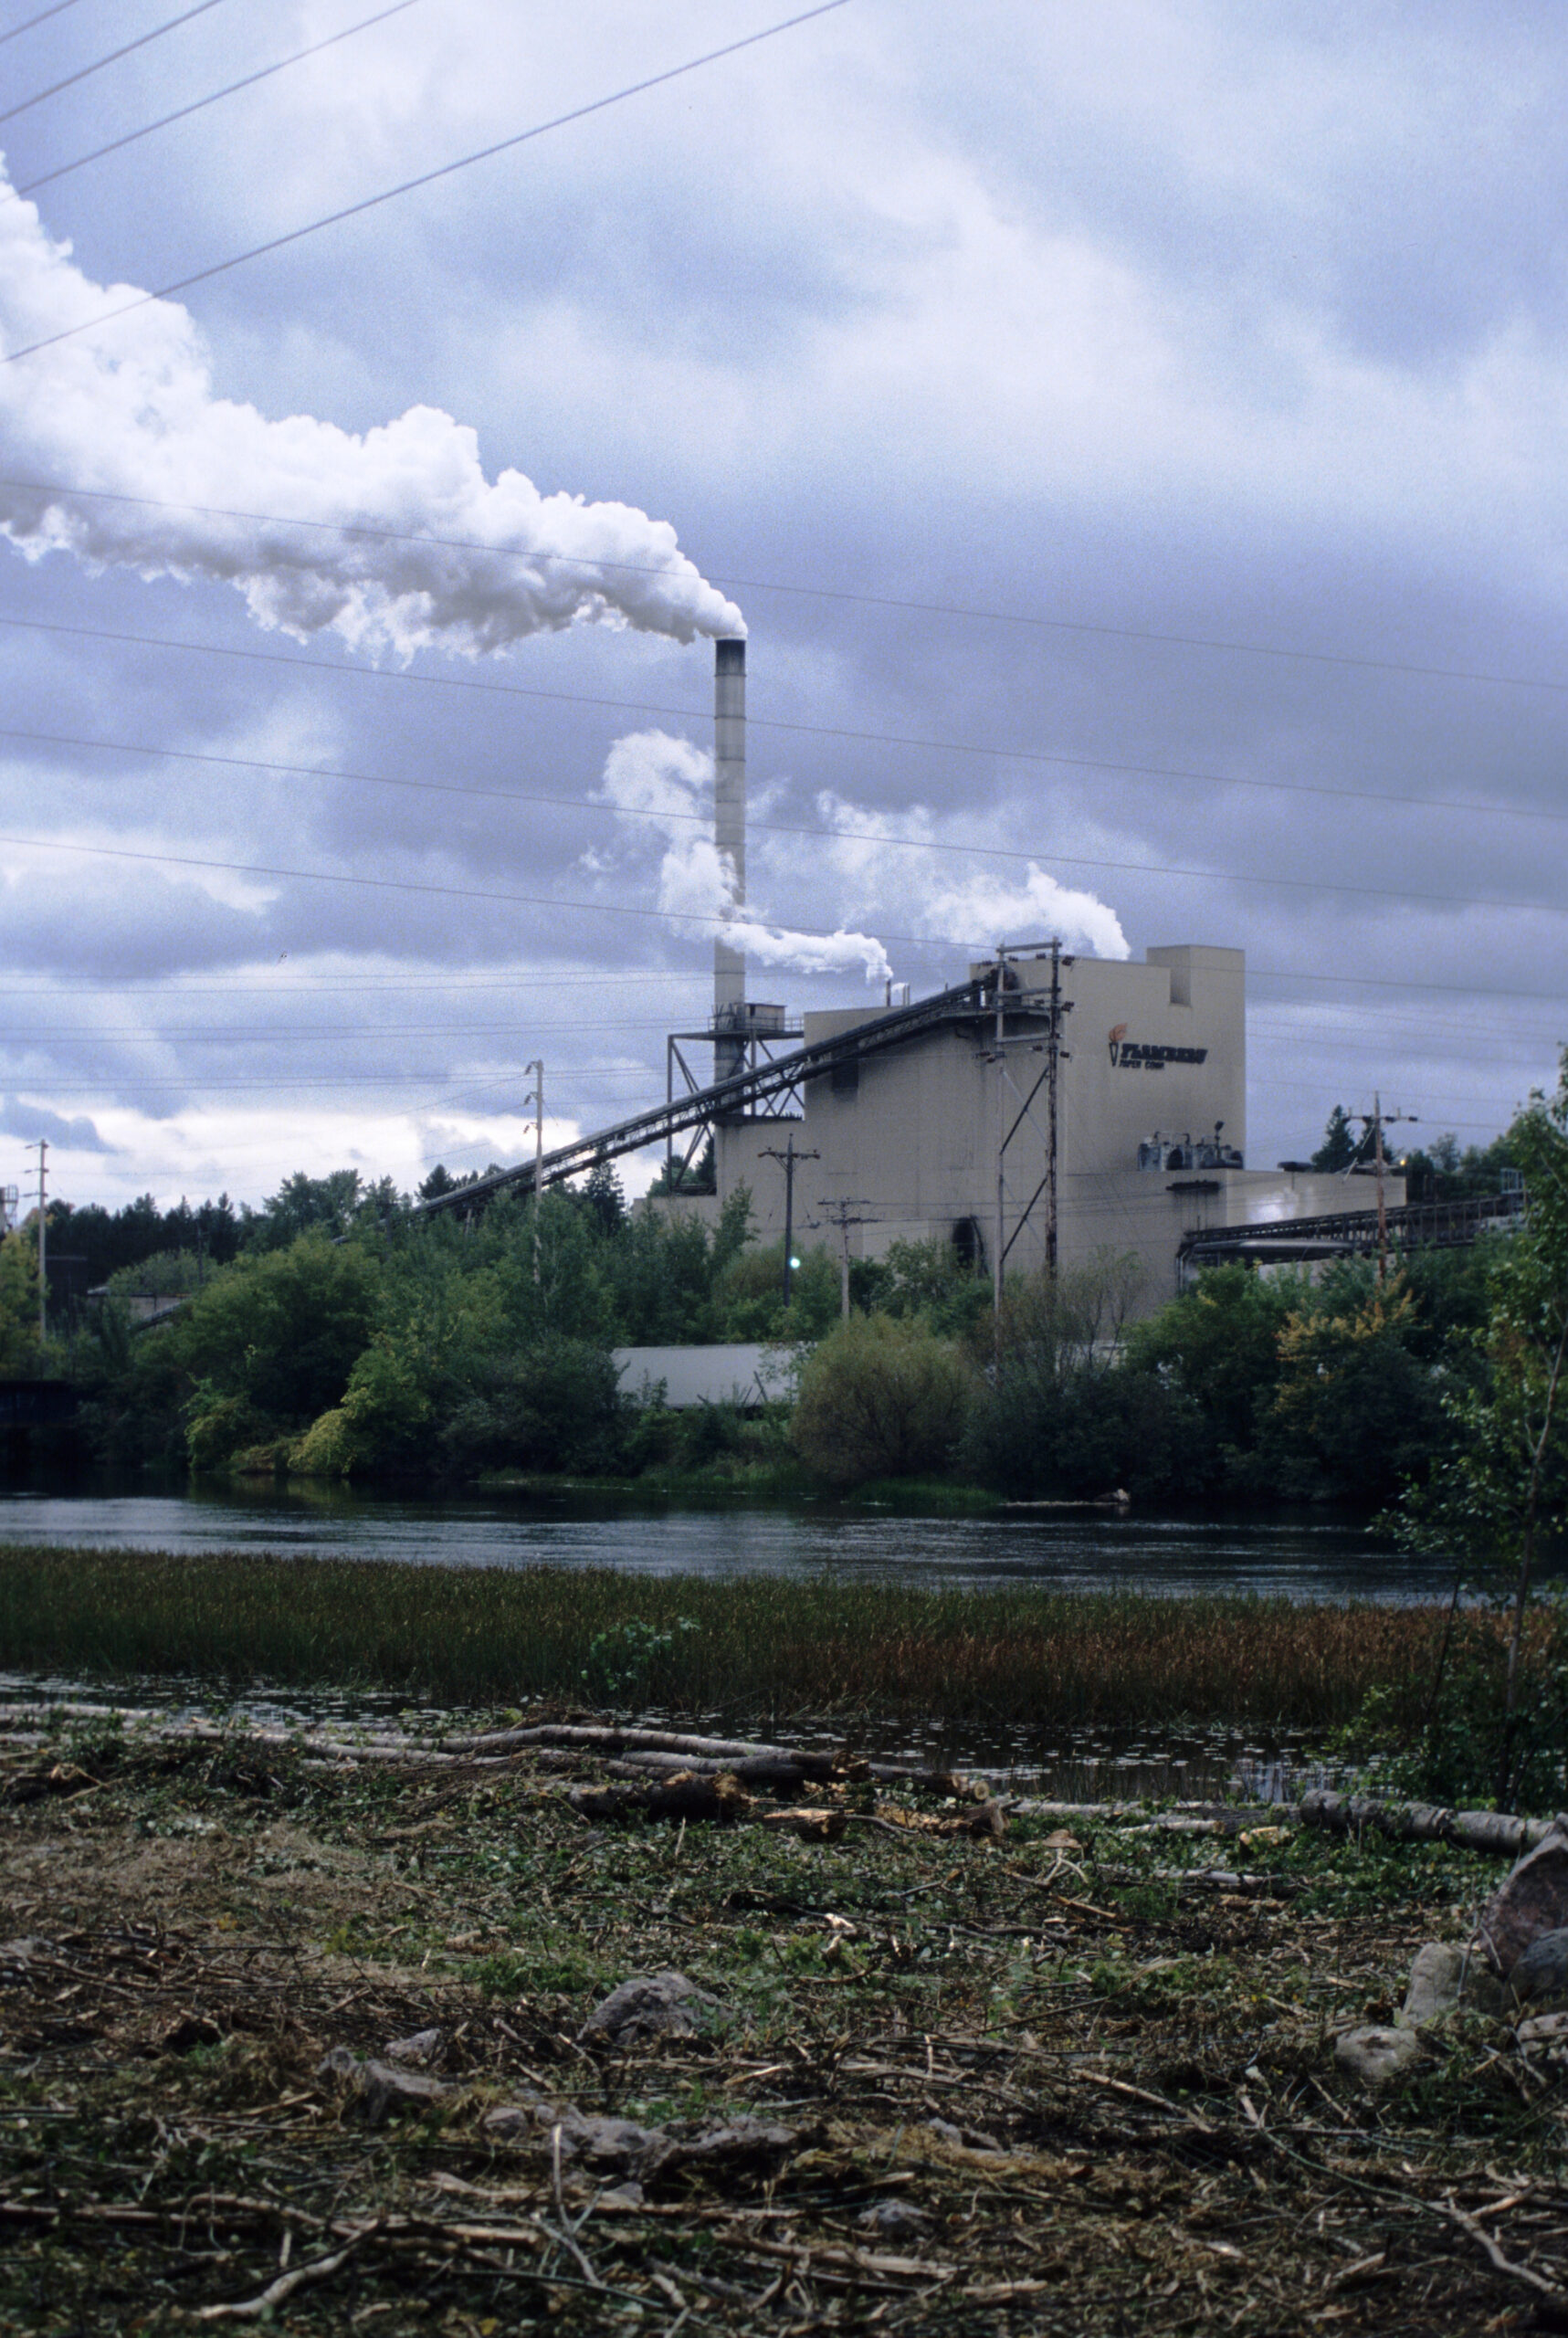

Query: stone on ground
(316, 2047), (453, 2123)
(579, 1969), (718, 2047)
(1332, 2026), (1422, 2088)
(1477, 1817), (1568, 1975)
(1506, 1927), (1568, 2008)
(1397, 1940), (1504, 2027)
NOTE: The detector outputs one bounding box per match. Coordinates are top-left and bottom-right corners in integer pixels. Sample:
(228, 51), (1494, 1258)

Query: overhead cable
(0, 820), (1565, 924)
(0, 0), (235, 127)
(1, 1), (853, 364)
(11, 0), (425, 195)
(0, 0), (88, 47)
(4, 617), (1565, 830)
(9, 475), (1568, 699)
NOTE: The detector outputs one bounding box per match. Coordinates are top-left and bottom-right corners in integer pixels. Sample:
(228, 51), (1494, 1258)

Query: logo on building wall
(1109, 1026), (1207, 1070)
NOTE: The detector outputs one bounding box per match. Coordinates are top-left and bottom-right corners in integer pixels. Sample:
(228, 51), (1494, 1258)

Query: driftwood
(1300, 1788), (1558, 1858)
(569, 1771), (752, 1827)
(444, 1723), (847, 1775)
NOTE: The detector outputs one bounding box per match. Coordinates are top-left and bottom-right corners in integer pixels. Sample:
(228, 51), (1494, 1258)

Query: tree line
(0, 1087), (1556, 1522)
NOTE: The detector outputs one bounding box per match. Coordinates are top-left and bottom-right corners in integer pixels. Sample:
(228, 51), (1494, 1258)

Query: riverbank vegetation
(0, 1543), (1542, 1737)
(2, 1068), (1562, 1529)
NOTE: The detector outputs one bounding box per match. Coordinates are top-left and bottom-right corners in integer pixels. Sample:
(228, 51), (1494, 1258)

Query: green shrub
(792, 1314), (975, 1487)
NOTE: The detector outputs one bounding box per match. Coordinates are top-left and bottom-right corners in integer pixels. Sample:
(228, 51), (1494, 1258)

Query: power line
(0, 961), (1560, 1007)
(6, 1016), (699, 1039)
(1, 801), (1563, 924)
(10, 0), (426, 195)
(0, 0), (234, 128)
(0, 971), (698, 996)
(12, 477), (1568, 700)
(1, 1), (853, 365)
(7, 614), (1568, 835)
(0, 0), (87, 45)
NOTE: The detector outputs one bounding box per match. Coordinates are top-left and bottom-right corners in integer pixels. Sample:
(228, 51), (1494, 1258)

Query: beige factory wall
(690, 945), (1394, 1318)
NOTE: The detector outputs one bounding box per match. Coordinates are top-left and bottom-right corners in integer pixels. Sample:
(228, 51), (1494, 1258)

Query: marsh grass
(0, 1541), (1491, 1732)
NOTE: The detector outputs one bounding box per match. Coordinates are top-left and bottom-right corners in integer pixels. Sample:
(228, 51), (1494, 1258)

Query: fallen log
(1299, 1788), (1557, 1857)
(447, 1723), (846, 1775)
(570, 1771), (752, 1826)
(849, 1804), (1006, 1842)
(756, 1806), (847, 1843)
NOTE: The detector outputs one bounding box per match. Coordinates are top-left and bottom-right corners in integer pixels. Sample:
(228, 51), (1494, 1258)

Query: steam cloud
(594, 732), (893, 983)
(594, 734), (1131, 975)
(0, 173), (744, 655)
(815, 792), (1131, 960)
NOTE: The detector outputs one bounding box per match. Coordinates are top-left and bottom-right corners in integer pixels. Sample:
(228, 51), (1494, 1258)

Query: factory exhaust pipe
(714, 636), (746, 1079)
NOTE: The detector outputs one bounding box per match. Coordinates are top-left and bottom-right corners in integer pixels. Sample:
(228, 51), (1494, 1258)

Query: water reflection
(0, 1476), (1458, 1601)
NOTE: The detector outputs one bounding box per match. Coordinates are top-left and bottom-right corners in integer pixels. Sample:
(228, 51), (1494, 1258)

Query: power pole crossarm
(759, 1138), (819, 1307)
(1355, 1096), (1418, 1283)
(818, 1195), (876, 1319)
(25, 1138), (47, 1344)
(523, 1060), (544, 1286)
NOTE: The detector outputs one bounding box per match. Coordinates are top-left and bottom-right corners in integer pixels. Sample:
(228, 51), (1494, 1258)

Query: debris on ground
(1, 1701), (1565, 2332)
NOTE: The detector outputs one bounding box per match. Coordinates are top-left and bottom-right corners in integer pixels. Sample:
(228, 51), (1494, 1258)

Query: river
(0, 1475), (1470, 1601)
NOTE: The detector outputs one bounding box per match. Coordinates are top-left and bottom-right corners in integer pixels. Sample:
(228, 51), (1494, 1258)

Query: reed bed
(0, 1542), (1478, 1731)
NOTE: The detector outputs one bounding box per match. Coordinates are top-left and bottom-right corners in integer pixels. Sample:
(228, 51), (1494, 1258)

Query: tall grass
(0, 1543), (1489, 1732)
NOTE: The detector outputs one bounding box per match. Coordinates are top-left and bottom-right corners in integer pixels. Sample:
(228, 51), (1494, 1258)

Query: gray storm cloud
(0, 170), (745, 655)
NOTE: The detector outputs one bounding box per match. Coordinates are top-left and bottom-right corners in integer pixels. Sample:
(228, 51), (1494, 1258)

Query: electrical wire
(0, 0), (234, 128)
(6, 616), (1567, 840)
(0, 0), (87, 46)
(7, 711), (1568, 849)
(0, 962), (1559, 1006)
(1, 1), (853, 365)
(1, 809), (1563, 923)
(10, 0), (426, 196)
(10, 476), (1568, 700)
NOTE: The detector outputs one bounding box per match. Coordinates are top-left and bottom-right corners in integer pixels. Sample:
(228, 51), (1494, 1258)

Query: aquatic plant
(0, 1543), (1487, 1734)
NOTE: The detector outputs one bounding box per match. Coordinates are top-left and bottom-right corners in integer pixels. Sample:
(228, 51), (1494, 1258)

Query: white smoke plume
(594, 732), (893, 984)
(0, 173), (743, 655)
(594, 733), (1130, 978)
(812, 790), (1131, 960)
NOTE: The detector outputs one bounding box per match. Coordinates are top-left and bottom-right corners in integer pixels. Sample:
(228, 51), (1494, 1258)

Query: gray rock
(1478, 1817), (1568, 1975)
(579, 1970), (718, 2048)
(1396, 1941), (1504, 2027)
(925, 2115), (1005, 2153)
(556, 2111), (669, 2171)
(1332, 2026), (1423, 2089)
(668, 2116), (798, 2169)
(479, 2101), (795, 2183)
(1506, 1928), (1568, 2009)
(384, 2027), (445, 2067)
(858, 2199), (927, 2240)
(1398, 1942), (1467, 2028)
(316, 2047), (452, 2124)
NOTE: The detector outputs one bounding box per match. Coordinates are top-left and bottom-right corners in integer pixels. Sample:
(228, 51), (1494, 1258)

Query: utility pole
(994, 943), (1008, 1329)
(1046, 938), (1062, 1278)
(1358, 1094), (1418, 1284)
(760, 1137), (818, 1307)
(817, 1196), (875, 1319)
(25, 1139), (47, 1344)
(523, 1060), (544, 1285)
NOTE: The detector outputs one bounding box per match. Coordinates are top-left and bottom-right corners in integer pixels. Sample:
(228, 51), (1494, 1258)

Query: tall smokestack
(714, 637), (746, 1079)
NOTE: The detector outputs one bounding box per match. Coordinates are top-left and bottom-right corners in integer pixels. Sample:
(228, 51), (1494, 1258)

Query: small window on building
(831, 1058), (859, 1098)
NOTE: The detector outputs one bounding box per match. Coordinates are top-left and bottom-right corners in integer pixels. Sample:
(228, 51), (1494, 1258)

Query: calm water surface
(0, 1477), (1458, 1601)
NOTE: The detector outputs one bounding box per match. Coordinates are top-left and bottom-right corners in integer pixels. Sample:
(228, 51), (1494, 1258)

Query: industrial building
(676, 937), (1387, 1311)
(425, 637), (1400, 1305)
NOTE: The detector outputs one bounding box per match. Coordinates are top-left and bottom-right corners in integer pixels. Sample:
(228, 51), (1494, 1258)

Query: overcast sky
(0, 0), (1563, 1217)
